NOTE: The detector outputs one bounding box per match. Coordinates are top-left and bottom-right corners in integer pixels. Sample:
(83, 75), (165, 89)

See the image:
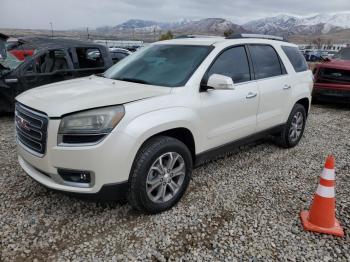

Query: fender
(282, 92), (311, 123)
(120, 107), (201, 160)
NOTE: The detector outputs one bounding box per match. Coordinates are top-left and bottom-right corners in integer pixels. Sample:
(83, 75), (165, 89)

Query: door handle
(246, 92), (257, 99)
(283, 84), (291, 90)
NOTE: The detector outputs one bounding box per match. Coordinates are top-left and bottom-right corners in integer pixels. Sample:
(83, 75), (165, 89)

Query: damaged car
(0, 37), (113, 113)
(313, 47), (350, 102)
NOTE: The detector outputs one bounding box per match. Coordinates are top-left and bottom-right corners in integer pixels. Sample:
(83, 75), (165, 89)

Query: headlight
(58, 105), (125, 145)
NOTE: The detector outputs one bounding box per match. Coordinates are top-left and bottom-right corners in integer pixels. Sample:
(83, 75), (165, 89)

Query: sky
(0, 0), (349, 30)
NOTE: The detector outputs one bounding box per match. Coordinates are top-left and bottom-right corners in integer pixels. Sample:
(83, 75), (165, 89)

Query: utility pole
(153, 26), (156, 42)
(87, 27), (90, 40)
(50, 22), (54, 38)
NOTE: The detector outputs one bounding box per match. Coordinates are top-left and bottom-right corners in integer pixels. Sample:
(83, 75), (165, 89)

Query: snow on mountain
(173, 18), (247, 34)
(105, 18), (246, 35)
(106, 18), (200, 33)
(97, 12), (350, 36)
(298, 12), (350, 28)
(243, 12), (350, 35)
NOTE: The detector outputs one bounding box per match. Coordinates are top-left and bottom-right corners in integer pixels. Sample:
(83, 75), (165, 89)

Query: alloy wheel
(289, 111), (304, 143)
(146, 152), (186, 203)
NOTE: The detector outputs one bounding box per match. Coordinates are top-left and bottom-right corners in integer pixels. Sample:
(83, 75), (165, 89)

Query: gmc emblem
(17, 116), (31, 131)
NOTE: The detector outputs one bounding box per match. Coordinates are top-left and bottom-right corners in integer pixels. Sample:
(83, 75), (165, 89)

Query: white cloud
(0, 0), (349, 29)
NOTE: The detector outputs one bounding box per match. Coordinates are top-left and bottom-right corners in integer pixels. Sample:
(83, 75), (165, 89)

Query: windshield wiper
(95, 73), (106, 78)
(116, 77), (150, 84)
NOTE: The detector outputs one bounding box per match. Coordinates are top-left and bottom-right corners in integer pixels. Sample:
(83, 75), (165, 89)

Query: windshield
(104, 44), (212, 87)
(0, 52), (23, 70)
(333, 48), (350, 61)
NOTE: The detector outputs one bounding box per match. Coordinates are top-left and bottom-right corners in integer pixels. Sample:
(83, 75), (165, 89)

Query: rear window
(282, 46), (308, 72)
(76, 47), (104, 69)
(249, 45), (286, 80)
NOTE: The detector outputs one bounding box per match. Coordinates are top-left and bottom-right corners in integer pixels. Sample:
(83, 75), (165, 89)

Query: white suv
(15, 34), (313, 213)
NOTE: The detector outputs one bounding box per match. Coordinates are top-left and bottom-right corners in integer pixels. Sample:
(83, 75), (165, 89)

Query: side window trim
(200, 44), (253, 89)
(244, 44), (256, 81)
(247, 44), (288, 81)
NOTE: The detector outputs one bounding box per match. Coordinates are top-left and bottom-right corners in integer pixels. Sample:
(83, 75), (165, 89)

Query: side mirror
(206, 74), (234, 90)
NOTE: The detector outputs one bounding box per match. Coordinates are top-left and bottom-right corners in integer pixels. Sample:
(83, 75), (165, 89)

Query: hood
(320, 59), (350, 70)
(16, 76), (171, 117)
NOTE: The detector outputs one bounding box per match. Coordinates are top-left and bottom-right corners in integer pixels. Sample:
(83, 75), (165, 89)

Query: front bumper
(17, 118), (138, 195)
(313, 83), (350, 101)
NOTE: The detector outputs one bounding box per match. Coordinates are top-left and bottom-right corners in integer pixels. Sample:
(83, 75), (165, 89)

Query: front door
(199, 45), (259, 151)
(18, 49), (74, 96)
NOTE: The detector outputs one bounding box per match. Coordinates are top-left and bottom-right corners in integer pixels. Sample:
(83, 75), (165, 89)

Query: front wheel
(275, 103), (307, 148)
(128, 136), (193, 213)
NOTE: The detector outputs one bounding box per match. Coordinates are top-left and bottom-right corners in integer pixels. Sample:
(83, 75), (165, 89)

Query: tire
(128, 136), (193, 214)
(275, 103), (307, 148)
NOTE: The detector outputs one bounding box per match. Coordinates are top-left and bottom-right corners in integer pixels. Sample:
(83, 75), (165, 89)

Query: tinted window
(282, 46), (308, 72)
(249, 45), (284, 79)
(208, 46), (251, 83)
(104, 45), (212, 87)
(76, 48), (104, 68)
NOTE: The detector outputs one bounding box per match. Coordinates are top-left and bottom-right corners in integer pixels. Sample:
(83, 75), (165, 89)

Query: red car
(313, 47), (350, 102)
(9, 49), (35, 61)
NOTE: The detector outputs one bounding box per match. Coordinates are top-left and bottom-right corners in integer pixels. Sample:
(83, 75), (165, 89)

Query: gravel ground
(0, 103), (349, 261)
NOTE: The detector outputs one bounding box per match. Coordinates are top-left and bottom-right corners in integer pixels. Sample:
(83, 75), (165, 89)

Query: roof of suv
(157, 37), (296, 47)
(158, 37), (225, 46)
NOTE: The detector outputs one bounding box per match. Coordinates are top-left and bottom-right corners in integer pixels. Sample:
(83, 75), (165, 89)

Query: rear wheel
(275, 103), (306, 148)
(128, 136), (192, 213)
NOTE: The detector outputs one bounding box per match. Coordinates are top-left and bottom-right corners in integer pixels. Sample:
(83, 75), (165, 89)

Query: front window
(207, 46), (251, 83)
(104, 44), (212, 87)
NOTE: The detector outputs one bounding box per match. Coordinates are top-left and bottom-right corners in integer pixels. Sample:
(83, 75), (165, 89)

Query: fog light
(58, 169), (91, 184)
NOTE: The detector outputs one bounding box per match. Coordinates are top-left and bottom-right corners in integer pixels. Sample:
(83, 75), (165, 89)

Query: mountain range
(96, 12), (350, 37)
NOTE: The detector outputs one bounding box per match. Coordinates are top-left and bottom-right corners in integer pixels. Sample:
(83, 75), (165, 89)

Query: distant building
(94, 39), (144, 49)
(298, 43), (347, 51)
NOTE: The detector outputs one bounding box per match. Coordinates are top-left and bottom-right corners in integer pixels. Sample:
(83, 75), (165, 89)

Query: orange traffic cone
(300, 155), (344, 237)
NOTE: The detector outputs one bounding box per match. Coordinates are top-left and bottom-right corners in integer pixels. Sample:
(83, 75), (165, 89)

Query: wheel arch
(145, 127), (196, 162)
(295, 97), (310, 117)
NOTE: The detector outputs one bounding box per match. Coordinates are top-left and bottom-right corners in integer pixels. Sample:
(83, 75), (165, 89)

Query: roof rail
(175, 34), (221, 39)
(226, 33), (285, 41)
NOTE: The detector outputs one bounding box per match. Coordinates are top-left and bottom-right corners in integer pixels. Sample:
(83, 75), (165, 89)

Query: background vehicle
(109, 48), (132, 64)
(0, 33), (7, 60)
(0, 37), (113, 113)
(313, 47), (350, 102)
(15, 35), (312, 213)
(303, 50), (325, 62)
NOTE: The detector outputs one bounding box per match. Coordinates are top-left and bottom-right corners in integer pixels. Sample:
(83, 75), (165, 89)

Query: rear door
(248, 44), (292, 131)
(199, 45), (259, 150)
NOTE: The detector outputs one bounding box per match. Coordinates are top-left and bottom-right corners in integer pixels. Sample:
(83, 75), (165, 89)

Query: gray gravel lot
(0, 104), (349, 261)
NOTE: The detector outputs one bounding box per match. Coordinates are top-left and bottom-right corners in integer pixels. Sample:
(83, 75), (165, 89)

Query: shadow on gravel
(312, 100), (350, 111)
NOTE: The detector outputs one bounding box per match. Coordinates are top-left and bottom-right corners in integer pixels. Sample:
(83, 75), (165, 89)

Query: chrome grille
(316, 68), (350, 85)
(15, 103), (48, 156)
